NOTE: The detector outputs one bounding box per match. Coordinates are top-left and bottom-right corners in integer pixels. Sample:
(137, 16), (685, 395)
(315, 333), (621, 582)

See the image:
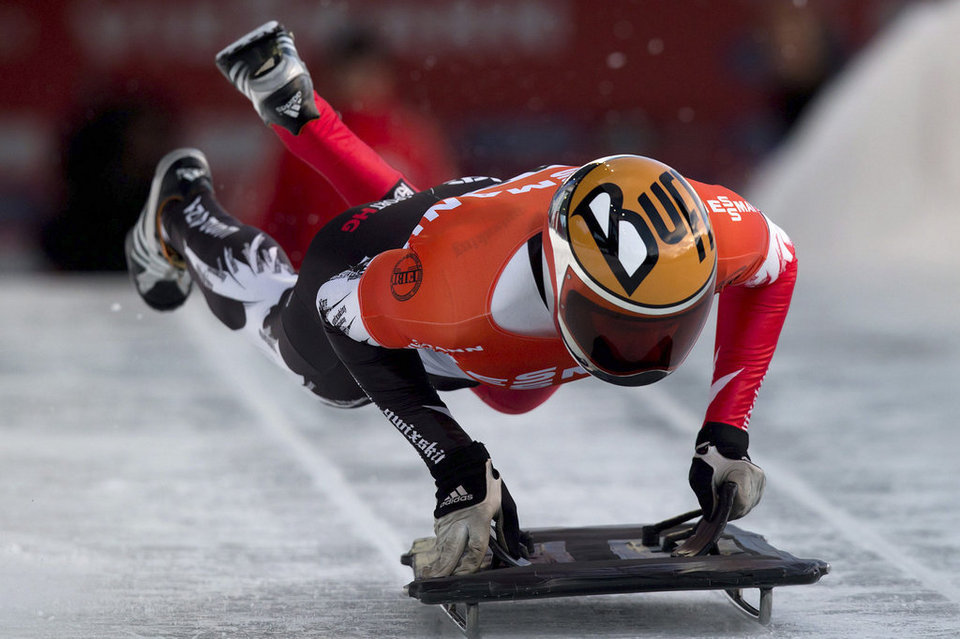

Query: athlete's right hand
(413, 443), (522, 579)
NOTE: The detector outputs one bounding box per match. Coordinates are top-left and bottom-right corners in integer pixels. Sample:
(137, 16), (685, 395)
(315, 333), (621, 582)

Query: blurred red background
(0, 0), (907, 270)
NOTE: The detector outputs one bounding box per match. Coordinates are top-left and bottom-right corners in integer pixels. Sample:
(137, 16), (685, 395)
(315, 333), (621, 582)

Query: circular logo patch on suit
(391, 252), (423, 301)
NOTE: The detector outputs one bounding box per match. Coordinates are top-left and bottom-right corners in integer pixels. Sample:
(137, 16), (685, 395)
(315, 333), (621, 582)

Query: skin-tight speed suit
(158, 90), (796, 491)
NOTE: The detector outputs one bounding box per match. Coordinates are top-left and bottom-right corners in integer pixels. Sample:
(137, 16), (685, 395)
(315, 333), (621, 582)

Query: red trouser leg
(270, 92), (409, 207)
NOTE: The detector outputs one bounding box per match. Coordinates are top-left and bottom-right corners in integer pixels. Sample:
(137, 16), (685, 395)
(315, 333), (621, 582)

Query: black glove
(414, 442), (522, 579)
(688, 422), (765, 520)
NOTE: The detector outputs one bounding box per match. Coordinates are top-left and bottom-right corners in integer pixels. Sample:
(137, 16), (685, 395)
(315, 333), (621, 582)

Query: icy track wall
(748, 0), (960, 303)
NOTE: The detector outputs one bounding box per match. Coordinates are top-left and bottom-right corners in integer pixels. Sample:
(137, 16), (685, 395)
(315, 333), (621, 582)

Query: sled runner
(401, 483), (830, 638)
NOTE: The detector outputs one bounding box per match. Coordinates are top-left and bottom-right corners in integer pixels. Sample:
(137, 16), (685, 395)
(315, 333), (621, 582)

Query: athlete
(125, 22), (795, 580)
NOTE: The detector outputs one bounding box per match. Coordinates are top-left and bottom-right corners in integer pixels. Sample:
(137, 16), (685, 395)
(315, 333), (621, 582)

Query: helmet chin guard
(544, 155), (717, 386)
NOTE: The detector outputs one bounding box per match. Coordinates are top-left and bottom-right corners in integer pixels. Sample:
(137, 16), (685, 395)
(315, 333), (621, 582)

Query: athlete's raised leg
(215, 20), (413, 206)
(124, 147), (368, 407)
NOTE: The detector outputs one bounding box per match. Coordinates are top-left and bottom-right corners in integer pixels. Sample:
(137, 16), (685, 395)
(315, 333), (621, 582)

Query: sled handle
(672, 482), (738, 557)
(488, 535), (532, 568)
(640, 508), (703, 546)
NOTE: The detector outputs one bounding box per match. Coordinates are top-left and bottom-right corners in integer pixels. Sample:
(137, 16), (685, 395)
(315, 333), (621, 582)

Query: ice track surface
(1, 269), (958, 638)
(5, 5), (960, 636)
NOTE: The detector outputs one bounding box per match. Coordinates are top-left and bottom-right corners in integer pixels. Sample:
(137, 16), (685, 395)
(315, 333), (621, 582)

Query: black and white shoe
(215, 20), (319, 134)
(124, 148), (211, 311)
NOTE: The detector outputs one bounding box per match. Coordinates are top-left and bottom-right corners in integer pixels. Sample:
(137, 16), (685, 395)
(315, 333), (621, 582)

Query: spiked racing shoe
(215, 20), (320, 134)
(124, 148), (212, 311)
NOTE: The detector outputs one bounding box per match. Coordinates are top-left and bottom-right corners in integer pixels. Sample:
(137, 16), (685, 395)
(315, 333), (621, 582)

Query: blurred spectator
(761, 3), (846, 137)
(40, 95), (178, 271)
(259, 27), (459, 268)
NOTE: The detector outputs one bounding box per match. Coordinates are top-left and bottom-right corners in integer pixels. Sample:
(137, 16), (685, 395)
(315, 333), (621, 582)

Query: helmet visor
(557, 271), (713, 385)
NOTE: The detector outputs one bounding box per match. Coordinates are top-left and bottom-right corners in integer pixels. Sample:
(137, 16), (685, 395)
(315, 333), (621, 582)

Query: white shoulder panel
(744, 216), (796, 288)
(316, 259), (380, 345)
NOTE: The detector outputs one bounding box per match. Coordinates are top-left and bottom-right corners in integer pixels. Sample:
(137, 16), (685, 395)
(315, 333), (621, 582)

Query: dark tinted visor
(559, 282), (712, 381)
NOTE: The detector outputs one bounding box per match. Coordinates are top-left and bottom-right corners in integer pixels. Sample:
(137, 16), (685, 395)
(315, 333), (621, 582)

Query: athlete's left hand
(688, 422), (765, 520)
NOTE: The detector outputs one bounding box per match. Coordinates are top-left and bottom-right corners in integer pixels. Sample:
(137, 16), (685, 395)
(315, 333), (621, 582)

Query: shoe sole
(135, 148), (210, 276)
(127, 148), (209, 307)
(142, 148), (210, 245)
(215, 20), (282, 69)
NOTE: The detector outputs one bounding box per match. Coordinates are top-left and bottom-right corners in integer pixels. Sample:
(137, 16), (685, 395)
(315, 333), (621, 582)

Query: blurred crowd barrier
(0, 0), (911, 271)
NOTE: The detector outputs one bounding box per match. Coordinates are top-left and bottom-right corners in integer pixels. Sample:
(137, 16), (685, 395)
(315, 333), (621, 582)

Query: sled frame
(402, 486), (828, 637)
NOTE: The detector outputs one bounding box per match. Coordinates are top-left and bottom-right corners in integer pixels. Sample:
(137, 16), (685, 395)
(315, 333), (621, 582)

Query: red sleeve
(271, 92), (409, 207)
(705, 255), (796, 429)
(688, 181), (798, 431)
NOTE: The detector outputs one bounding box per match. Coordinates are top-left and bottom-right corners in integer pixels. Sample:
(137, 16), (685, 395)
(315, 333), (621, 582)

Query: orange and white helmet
(543, 155), (717, 386)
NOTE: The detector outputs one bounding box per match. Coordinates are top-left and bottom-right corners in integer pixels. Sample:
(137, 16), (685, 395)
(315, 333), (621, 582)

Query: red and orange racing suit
(270, 92), (795, 472)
